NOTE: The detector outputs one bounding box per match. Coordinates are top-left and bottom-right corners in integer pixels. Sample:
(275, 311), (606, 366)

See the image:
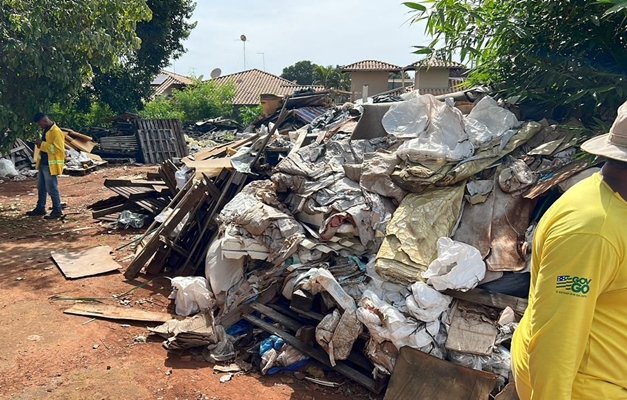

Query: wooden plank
(244, 314), (380, 393)
(92, 202), (141, 219)
(445, 301), (498, 356)
(64, 304), (176, 323)
(383, 347), (496, 400)
(443, 288), (528, 314)
(250, 303), (303, 333)
(51, 246), (121, 279)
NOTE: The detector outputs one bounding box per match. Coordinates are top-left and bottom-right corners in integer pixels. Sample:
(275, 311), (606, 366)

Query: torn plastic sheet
(448, 345), (511, 382)
(405, 281), (452, 322)
(439, 121), (543, 186)
(117, 210), (147, 229)
(422, 237), (486, 292)
(393, 96), (473, 162)
(205, 238), (245, 311)
(375, 183), (465, 285)
(168, 277), (214, 316)
(464, 96), (520, 146)
(357, 290), (441, 351)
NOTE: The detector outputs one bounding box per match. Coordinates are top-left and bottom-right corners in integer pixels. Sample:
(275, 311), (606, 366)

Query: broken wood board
(383, 346), (497, 400)
(51, 246), (120, 279)
(184, 157), (233, 179)
(64, 304), (176, 322)
(443, 288), (528, 314)
(445, 301), (499, 356)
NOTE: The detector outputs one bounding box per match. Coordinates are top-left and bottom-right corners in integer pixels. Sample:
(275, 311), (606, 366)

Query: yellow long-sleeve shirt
(34, 123), (65, 175)
(512, 173), (627, 399)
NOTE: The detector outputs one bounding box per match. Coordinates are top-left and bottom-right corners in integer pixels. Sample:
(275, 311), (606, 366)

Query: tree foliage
(139, 79), (236, 122)
(313, 65), (351, 90)
(405, 0), (627, 122)
(90, 0), (197, 114)
(281, 60), (316, 85)
(0, 0), (151, 145)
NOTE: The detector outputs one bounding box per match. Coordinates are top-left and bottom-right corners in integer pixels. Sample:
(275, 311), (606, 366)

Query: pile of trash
(0, 158), (37, 183)
(143, 91), (600, 396)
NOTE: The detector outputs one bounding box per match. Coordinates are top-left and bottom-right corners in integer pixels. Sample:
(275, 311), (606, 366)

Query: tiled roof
(340, 60), (402, 72)
(407, 59), (466, 70)
(152, 70), (194, 97)
(212, 69), (324, 106)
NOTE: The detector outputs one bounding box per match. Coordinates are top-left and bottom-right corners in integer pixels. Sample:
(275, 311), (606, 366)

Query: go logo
(571, 277), (592, 294)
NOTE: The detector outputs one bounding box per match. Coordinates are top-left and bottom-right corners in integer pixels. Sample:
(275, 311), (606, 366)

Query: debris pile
(83, 90), (602, 397)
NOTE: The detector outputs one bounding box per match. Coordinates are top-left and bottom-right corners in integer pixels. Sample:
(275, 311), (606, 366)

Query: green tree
(281, 61), (317, 85)
(0, 0), (151, 146)
(313, 65), (339, 89)
(405, 0), (627, 123)
(90, 0), (197, 114)
(139, 79), (235, 122)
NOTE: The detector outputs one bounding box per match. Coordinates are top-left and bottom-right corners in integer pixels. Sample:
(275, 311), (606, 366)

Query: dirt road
(0, 166), (377, 400)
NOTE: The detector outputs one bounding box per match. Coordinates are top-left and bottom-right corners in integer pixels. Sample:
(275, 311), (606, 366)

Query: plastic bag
(0, 159), (19, 178)
(169, 276), (214, 316)
(405, 281), (452, 322)
(175, 166), (193, 190)
(300, 268), (356, 311)
(391, 95), (473, 162)
(259, 335), (285, 355)
(117, 210), (147, 229)
(205, 324), (235, 362)
(422, 237), (486, 292)
(464, 96), (519, 146)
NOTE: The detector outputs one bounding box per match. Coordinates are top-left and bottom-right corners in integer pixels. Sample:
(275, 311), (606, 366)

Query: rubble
(70, 88), (604, 397)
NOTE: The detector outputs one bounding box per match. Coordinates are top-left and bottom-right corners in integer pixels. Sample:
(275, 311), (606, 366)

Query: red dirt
(0, 166), (380, 400)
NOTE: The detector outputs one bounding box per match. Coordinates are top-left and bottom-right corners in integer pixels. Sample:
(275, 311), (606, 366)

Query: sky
(168, 0), (431, 78)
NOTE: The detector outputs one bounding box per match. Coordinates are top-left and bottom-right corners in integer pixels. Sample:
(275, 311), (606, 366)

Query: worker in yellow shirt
(26, 112), (65, 219)
(512, 101), (627, 399)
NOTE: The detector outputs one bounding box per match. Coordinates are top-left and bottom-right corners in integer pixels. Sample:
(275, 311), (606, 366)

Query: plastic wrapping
(405, 281), (452, 322)
(117, 210), (147, 229)
(168, 276), (214, 316)
(300, 268), (356, 311)
(422, 237), (486, 292)
(205, 324), (235, 362)
(448, 345), (512, 381)
(175, 166), (193, 190)
(464, 96), (520, 146)
(0, 159), (19, 178)
(388, 95), (473, 162)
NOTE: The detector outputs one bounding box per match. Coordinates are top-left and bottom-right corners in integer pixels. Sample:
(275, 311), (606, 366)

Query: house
(151, 70), (193, 97)
(405, 59), (467, 96)
(340, 60), (404, 99)
(210, 68), (324, 111)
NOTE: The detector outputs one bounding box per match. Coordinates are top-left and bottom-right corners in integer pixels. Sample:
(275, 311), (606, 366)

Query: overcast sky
(168, 0), (430, 78)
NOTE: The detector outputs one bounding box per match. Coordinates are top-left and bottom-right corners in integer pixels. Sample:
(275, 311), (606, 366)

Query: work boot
(44, 211), (64, 220)
(25, 208), (46, 216)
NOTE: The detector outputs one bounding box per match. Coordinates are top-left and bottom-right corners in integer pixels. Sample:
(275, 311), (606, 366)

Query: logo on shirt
(556, 275), (592, 297)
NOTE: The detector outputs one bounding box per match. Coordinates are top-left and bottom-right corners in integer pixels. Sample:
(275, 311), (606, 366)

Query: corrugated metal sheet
(292, 106), (328, 123)
(340, 60), (402, 72)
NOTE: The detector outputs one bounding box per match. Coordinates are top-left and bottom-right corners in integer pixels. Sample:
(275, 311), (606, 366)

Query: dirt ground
(0, 166), (380, 400)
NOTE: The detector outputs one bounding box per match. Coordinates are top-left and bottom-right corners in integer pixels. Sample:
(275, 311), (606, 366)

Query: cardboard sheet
(51, 246), (120, 279)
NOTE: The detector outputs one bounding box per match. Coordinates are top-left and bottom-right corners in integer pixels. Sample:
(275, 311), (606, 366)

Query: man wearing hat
(512, 101), (627, 399)
(25, 112), (65, 219)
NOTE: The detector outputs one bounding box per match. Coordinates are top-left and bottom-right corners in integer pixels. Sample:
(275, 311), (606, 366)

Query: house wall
(415, 68), (450, 89)
(350, 71), (389, 99)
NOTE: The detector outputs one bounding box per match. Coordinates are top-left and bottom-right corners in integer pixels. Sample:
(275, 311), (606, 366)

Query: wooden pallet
(134, 119), (187, 164)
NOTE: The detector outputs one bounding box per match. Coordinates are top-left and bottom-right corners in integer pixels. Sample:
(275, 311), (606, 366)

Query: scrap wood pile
(112, 90), (602, 398)
(60, 127), (107, 175)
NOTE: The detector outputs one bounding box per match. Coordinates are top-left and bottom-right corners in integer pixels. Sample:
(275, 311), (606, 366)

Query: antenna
(257, 52), (265, 71)
(210, 68), (222, 79)
(240, 34), (247, 69)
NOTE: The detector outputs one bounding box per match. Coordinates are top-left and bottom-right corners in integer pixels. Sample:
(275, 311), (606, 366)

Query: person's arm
(527, 233), (619, 399)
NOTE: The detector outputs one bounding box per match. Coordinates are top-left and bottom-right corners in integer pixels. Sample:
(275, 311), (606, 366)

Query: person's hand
(34, 139), (42, 147)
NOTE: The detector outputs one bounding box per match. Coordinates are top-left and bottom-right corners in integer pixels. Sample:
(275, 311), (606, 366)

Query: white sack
(422, 237), (486, 292)
(0, 159), (18, 178)
(205, 238), (244, 309)
(169, 276), (214, 316)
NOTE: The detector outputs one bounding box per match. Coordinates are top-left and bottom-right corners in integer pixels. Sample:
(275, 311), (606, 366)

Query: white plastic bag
(169, 276), (214, 316)
(0, 159), (18, 178)
(300, 268), (356, 311)
(391, 95), (473, 162)
(464, 96), (519, 146)
(175, 166), (192, 190)
(422, 237), (486, 292)
(405, 281), (452, 322)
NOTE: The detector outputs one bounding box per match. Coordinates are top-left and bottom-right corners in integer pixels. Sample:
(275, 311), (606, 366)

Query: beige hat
(581, 101), (627, 161)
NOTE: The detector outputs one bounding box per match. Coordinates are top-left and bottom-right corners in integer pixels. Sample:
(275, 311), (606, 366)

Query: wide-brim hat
(581, 101), (627, 161)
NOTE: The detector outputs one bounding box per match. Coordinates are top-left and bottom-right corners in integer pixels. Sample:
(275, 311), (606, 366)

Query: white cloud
(168, 0), (430, 77)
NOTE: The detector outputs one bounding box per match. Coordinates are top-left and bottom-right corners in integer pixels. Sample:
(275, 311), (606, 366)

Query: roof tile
(340, 60), (402, 72)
